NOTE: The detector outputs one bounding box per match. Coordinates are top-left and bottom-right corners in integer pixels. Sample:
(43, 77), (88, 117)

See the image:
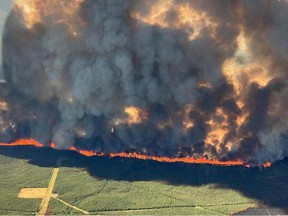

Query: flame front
(0, 138), (271, 167)
(2, 0), (288, 167)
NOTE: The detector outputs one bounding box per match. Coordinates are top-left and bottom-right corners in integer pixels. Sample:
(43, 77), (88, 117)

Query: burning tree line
(1, 0), (288, 167)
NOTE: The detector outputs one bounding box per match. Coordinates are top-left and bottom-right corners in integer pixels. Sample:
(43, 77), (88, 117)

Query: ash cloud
(1, 0), (288, 165)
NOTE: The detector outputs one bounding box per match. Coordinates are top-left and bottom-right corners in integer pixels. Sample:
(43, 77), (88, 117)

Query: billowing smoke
(1, 0), (288, 165)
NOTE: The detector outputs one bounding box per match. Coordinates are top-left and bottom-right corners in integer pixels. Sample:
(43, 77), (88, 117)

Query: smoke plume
(2, 0), (288, 165)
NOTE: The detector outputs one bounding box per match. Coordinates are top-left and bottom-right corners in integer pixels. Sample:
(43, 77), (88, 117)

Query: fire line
(1, 0), (286, 171)
(0, 139), (272, 168)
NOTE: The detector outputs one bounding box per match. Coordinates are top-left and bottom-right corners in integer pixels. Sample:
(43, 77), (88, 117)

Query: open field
(0, 150), (53, 215)
(0, 146), (287, 215)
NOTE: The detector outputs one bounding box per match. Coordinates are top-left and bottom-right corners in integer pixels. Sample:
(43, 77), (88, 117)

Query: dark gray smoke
(2, 0), (288, 165)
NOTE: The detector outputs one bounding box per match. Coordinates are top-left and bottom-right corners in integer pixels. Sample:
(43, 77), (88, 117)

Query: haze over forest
(0, 0), (13, 79)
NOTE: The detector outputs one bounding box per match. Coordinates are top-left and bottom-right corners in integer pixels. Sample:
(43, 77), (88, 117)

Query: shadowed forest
(0, 145), (287, 214)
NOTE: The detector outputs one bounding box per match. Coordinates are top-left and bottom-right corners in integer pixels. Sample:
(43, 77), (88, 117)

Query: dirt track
(37, 168), (59, 216)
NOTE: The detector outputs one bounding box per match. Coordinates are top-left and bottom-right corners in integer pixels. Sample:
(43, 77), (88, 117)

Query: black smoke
(1, 0), (288, 165)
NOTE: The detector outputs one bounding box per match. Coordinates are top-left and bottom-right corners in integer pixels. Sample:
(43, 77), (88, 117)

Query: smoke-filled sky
(2, 0), (288, 166)
(0, 0), (13, 78)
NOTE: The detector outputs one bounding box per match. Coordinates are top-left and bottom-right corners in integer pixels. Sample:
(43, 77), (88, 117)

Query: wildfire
(15, 0), (40, 29)
(15, 0), (84, 35)
(125, 106), (148, 125)
(131, 0), (217, 40)
(222, 5), (273, 94)
(0, 138), (43, 147)
(112, 106), (148, 126)
(4, 1), (279, 170)
(182, 105), (194, 128)
(205, 108), (230, 152)
(0, 138), (271, 168)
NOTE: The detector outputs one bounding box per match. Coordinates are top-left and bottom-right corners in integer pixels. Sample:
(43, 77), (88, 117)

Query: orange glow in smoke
(205, 108), (229, 152)
(124, 106), (148, 125)
(0, 138), (271, 167)
(131, 0), (217, 41)
(111, 106), (148, 127)
(4, 1), (276, 169)
(15, 0), (84, 35)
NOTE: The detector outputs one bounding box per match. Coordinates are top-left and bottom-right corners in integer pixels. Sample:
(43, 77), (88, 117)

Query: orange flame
(111, 106), (148, 127)
(0, 138), (43, 147)
(108, 152), (244, 166)
(263, 161), (272, 168)
(0, 138), (272, 168)
(15, 0), (84, 35)
(124, 106), (148, 125)
(131, 0), (217, 41)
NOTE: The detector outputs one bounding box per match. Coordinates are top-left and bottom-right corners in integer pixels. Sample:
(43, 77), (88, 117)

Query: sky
(0, 0), (14, 78)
